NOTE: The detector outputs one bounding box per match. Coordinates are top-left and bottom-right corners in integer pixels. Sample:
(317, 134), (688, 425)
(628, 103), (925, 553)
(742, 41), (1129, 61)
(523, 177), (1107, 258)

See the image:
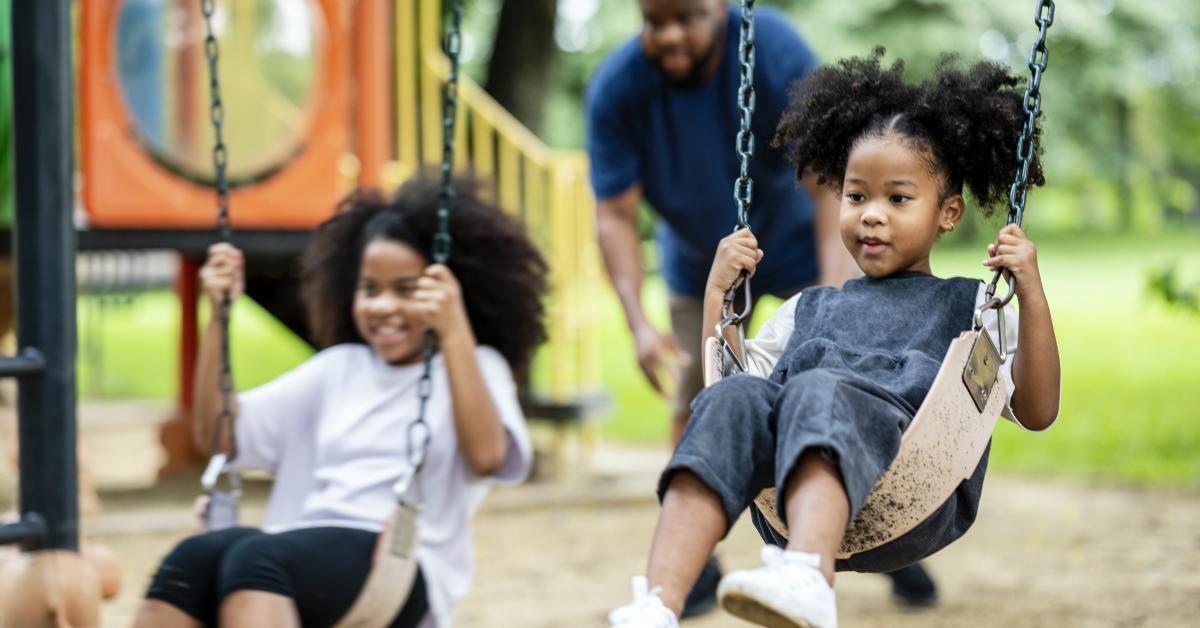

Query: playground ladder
(0, 0), (79, 552)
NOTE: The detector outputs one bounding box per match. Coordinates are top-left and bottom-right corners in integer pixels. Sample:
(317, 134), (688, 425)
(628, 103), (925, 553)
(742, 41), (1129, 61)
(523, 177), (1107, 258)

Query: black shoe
(888, 562), (939, 607)
(681, 555), (721, 618)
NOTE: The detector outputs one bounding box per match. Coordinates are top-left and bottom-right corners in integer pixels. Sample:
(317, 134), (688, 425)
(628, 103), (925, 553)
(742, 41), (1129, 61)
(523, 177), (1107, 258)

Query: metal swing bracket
(201, 452), (242, 531)
(201, 452), (236, 491)
(964, 290), (1010, 413)
(961, 328), (1001, 413)
(713, 274), (753, 378)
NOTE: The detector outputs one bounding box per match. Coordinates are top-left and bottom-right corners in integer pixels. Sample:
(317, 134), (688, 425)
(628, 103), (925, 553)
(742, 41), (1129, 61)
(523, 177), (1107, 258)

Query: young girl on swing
(134, 176), (548, 628)
(610, 52), (1062, 628)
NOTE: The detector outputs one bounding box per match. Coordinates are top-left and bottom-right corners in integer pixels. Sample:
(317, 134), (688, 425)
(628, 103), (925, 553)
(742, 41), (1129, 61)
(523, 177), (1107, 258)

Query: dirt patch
(3, 404), (1195, 627)
(91, 473), (1200, 627)
(457, 475), (1200, 628)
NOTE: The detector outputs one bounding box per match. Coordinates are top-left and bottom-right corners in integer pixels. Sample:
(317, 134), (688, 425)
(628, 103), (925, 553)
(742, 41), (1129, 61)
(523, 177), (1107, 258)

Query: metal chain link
(409, 0), (465, 473)
(200, 0), (236, 461)
(733, 0), (756, 230)
(986, 0), (1054, 305)
(717, 0), (757, 332)
(433, 0), (463, 265)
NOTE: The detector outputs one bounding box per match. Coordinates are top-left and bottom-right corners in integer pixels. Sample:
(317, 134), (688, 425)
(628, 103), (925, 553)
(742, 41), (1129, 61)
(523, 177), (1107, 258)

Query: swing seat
(332, 505), (421, 628)
(197, 463), (417, 628)
(703, 328), (1006, 560)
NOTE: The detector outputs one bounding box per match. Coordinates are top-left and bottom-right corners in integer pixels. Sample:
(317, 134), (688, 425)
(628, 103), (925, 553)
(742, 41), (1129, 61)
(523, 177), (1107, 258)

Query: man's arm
(595, 184), (685, 396)
(596, 184), (650, 332)
(803, 174), (857, 287)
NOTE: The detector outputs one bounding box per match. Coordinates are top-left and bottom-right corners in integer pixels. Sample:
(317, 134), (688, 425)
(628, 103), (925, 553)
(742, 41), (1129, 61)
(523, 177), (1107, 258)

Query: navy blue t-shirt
(586, 5), (821, 298)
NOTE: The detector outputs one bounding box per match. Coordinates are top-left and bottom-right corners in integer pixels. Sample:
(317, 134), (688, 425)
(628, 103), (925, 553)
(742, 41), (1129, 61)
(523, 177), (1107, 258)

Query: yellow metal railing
(389, 0), (602, 405)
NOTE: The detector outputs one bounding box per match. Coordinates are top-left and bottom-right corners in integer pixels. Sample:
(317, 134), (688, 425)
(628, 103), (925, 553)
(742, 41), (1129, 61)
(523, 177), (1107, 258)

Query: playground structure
(0, 0), (102, 624)
(0, 0), (603, 622)
(3, 0), (605, 473)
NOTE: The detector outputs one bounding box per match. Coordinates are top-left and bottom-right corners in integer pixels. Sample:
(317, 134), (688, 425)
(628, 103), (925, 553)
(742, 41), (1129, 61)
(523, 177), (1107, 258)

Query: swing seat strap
(333, 504), (422, 628)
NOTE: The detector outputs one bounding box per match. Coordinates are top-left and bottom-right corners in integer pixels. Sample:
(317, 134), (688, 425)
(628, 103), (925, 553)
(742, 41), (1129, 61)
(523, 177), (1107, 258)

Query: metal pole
(10, 0), (79, 551)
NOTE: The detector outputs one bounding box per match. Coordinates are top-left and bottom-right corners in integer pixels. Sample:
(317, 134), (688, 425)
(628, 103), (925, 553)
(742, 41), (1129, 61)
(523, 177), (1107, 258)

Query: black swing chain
(718, 0), (757, 327)
(986, 0), (1054, 303)
(408, 0), (465, 472)
(200, 0), (236, 462)
(733, 0), (756, 231)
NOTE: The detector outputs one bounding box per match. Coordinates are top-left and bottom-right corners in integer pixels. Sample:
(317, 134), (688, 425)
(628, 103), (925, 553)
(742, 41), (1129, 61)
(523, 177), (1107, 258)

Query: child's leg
(645, 470), (728, 615)
(219, 591), (300, 628)
(718, 455), (844, 628)
(770, 369), (912, 575)
(133, 600), (204, 628)
(620, 375), (781, 620)
(139, 527), (264, 627)
(714, 371), (912, 628)
(781, 450), (850, 585)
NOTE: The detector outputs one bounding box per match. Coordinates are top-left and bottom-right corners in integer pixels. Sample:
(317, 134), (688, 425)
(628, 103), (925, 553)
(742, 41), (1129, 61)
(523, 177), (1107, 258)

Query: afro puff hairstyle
(300, 175), (549, 378)
(773, 48), (1045, 216)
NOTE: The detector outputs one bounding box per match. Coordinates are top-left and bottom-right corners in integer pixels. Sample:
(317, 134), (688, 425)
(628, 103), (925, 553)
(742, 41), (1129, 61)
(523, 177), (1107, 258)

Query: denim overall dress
(660, 272), (990, 573)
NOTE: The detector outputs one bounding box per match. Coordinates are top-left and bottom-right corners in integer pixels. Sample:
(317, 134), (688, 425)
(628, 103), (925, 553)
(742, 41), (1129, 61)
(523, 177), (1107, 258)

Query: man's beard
(655, 21), (723, 87)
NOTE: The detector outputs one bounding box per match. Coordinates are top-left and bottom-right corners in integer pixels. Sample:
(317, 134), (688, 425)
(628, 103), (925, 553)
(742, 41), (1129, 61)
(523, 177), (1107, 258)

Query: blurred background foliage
(462, 0), (1200, 238)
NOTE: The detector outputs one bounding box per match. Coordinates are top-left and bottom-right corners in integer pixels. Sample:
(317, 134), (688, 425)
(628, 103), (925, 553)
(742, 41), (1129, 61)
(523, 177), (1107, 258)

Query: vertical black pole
(10, 0), (78, 551)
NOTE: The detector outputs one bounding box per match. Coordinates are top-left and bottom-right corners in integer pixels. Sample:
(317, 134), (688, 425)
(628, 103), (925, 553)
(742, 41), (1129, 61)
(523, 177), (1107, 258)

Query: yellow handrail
(389, 0), (602, 405)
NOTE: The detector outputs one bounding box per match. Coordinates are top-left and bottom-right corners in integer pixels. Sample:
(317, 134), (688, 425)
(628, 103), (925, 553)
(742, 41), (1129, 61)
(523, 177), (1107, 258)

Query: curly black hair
(300, 175), (549, 378)
(774, 49), (1044, 215)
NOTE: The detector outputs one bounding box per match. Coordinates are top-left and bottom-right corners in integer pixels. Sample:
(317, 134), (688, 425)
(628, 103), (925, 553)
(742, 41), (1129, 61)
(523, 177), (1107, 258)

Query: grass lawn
(76, 231), (1200, 486)
(76, 296), (313, 399)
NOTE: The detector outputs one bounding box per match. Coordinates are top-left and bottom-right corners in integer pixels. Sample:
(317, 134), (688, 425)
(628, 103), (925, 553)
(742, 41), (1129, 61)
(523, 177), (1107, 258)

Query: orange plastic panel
(355, 0), (391, 190)
(80, 0), (349, 229)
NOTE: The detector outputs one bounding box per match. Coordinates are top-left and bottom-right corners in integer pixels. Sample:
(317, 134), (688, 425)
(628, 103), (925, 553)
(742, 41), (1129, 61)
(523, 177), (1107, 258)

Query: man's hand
(632, 322), (689, 398)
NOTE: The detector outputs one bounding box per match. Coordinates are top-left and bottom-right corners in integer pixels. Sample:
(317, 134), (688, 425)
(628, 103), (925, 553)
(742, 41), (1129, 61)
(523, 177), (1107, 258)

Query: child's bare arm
(413, 264), (509, 475)
(702, 228), (763, 363)
(984, 224), (1061, 430)
(193, 243), (243, 454)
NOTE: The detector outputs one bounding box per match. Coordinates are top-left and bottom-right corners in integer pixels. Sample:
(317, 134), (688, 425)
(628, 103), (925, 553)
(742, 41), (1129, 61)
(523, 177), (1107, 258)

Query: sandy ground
(4, 400), (1200, 627)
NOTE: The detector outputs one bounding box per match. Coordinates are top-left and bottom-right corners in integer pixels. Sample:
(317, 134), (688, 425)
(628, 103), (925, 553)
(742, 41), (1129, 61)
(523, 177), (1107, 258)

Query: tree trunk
(1114, 95), (1133, 232)
(483, 0), (558, 134)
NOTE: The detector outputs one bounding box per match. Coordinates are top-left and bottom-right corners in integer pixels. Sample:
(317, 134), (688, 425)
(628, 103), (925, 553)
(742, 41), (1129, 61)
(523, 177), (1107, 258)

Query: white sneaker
(716, 545), (838, 628)
(609, 576), (680, 628)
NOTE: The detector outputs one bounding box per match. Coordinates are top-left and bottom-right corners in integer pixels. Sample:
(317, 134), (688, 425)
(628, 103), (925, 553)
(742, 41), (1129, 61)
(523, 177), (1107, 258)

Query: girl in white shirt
(134, 177), (548, 628)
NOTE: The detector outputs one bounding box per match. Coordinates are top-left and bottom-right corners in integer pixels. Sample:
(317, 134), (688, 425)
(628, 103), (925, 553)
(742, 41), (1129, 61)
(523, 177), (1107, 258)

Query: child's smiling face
(839, 134), (964, 278)
(353, 238), (430, 365)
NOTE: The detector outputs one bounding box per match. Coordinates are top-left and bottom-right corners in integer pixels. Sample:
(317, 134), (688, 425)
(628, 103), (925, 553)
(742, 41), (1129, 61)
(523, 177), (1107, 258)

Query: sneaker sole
(721, 592), (812, 628)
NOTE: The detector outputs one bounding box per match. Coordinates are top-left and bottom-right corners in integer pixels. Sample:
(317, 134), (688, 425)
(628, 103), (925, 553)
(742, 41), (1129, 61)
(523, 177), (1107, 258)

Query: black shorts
(146, 526), (428, 627)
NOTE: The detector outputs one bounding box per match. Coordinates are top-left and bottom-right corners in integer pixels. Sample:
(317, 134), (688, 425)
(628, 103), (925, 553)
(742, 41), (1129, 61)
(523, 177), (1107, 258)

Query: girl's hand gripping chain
(982, 224), (1043, 301)
(412, 264), (473, 345)
(702, 228), (764, 369)
(199, 243), (245, 308)
(705, 228), (764, 296)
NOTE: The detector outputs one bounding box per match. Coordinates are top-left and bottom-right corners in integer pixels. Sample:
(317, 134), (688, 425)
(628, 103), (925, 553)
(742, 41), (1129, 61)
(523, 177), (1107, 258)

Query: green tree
(464, 0), (1200, 235)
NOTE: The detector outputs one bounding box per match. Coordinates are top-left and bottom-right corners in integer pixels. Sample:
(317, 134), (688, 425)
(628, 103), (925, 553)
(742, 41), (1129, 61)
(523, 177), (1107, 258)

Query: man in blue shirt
(587, 0), (937, 617)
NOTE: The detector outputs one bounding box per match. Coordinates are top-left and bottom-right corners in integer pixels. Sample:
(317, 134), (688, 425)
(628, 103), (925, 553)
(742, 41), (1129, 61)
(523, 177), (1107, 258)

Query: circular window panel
(115, 0), (322, 185)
